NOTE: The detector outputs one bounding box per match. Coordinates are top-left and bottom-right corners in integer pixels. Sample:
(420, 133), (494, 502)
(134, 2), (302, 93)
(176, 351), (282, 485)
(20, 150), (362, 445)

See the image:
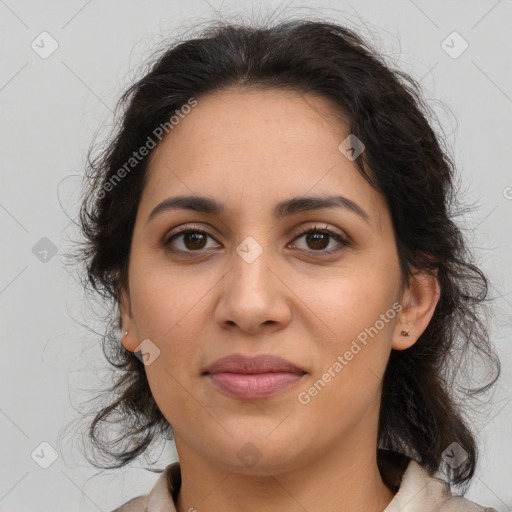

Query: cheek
(295, 277), (395, 432)
(299, 264), (397, 389)
(127, 269), (207, 394)
(129, 252), (207, 338)
(301, 260), (398, 338)
(129, 266), (209, 426)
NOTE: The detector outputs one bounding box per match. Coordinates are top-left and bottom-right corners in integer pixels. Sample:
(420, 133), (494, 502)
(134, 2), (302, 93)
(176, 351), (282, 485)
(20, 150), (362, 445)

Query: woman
(74, 18), (500, 512)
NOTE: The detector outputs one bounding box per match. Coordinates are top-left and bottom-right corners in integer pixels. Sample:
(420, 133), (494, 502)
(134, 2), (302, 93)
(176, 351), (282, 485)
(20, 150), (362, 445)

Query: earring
(124, 330), (128, 336)
(401, 330), (409, 336)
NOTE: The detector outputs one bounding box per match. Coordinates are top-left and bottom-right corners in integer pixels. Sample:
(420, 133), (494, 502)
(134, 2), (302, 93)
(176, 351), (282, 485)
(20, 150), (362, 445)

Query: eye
(163, 225), (219, 254)
(162, 224), (350, 256)
(289, 225), (350, 255)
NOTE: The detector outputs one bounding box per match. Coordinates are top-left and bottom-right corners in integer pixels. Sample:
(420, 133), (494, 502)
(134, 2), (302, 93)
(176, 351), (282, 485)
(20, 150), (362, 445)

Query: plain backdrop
(0, 1), (511, 511)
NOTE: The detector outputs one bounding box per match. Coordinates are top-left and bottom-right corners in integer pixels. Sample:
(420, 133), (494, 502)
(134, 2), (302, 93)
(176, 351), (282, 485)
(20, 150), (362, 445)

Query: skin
(120, 86), (440, 512)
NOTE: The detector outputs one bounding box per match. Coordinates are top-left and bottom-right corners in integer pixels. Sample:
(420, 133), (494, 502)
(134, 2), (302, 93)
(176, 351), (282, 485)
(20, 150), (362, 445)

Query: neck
(174, 439), (396, 512)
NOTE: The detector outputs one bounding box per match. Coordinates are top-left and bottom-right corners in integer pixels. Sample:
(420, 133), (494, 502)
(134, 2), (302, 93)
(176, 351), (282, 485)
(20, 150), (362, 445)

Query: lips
(203, 353), (305, 375)
(203, 353), (306, 400)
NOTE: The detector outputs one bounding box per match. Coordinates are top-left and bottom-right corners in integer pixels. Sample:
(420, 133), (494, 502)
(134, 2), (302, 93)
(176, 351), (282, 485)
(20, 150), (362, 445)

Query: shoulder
(437, 496), (498, 512)
(109, 462), (181, 512)
(382, 455), (497, 512)
(110, 495), (148, 512)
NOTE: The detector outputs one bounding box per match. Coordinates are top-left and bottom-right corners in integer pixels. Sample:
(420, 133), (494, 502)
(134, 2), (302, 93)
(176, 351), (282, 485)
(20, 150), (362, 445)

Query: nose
(214, 237), (292, 336)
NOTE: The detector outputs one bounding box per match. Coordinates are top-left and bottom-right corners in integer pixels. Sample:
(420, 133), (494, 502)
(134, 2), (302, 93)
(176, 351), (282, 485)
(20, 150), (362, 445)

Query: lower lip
(206, 372), (305, 399)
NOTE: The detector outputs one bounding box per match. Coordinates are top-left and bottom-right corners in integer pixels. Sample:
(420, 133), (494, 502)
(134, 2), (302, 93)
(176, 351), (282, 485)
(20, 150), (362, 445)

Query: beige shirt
(110, 458), (497, 512)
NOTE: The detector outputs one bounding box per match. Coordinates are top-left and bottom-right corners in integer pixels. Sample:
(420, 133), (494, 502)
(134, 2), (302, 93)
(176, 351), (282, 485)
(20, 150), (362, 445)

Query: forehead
(140, 87), (388, 229)
(150, 86), (349, 168)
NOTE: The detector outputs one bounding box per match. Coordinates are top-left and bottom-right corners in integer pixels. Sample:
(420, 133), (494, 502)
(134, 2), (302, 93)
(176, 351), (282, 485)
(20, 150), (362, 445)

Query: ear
(119, 286), (139, 353)
(392, 269), (441, 350)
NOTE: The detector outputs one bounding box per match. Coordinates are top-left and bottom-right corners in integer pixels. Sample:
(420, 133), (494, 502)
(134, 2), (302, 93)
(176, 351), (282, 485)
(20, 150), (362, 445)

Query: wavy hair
(70, 18), (500, 489)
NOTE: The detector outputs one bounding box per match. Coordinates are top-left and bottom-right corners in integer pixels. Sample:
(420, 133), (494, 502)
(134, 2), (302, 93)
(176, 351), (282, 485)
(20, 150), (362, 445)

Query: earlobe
(119, 289), (139, 353)
(392, 269), (440, 351)
(121, 329), (138, 353)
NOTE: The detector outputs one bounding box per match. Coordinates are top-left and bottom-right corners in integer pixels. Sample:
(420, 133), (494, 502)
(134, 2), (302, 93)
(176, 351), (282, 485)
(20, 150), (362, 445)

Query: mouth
(202, 353), (307, 400)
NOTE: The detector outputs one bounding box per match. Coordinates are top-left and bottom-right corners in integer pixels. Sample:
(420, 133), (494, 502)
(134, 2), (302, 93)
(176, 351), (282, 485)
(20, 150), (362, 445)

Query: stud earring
(401, 330), (409, 336)
(124, 330), (128, 336)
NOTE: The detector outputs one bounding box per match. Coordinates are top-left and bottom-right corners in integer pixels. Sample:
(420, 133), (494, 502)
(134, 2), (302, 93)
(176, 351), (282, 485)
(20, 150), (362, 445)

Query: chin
(206, 433), (304, 475)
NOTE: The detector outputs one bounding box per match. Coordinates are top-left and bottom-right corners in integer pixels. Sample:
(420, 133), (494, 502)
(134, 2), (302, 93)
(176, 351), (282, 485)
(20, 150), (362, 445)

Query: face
(120, 86), (439, 475)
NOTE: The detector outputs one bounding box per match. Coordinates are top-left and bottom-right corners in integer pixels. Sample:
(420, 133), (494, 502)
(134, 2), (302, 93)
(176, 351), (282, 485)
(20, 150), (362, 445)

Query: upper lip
(203, 353), (306, 375)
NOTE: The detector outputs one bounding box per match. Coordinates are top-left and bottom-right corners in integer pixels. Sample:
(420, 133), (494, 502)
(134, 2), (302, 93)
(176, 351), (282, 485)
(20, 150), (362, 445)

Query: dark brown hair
(71, 18), (500, 490)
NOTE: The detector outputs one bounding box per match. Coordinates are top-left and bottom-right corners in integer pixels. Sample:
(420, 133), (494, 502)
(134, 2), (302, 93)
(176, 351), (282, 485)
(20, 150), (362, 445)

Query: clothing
(110, 451), (497, 512)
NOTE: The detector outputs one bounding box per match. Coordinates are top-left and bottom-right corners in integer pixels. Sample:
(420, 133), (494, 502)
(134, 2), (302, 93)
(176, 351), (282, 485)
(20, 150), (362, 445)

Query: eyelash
(162, 224), (351, 257)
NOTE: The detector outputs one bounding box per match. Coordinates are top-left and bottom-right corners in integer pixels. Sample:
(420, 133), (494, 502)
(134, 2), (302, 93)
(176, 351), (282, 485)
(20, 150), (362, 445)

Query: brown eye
(291, 226), (350, 255)
(181, 232), (208, 250)
(303, 231), (330, 250)
(162, 224), (350, 257)
(164, 228), (218, 253)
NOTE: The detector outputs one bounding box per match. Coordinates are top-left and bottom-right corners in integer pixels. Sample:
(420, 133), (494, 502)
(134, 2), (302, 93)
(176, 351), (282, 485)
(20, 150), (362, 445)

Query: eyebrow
(147, 194), (370, 224)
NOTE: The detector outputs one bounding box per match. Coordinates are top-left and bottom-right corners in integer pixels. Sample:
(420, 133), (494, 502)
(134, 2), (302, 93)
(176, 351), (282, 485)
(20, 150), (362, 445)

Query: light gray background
(0, 1), (511, 511)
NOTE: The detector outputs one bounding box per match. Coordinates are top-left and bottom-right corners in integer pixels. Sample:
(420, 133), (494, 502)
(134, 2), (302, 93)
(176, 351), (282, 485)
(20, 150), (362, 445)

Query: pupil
(307, 232), (328, 250)
(185, 232), (206, 249)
